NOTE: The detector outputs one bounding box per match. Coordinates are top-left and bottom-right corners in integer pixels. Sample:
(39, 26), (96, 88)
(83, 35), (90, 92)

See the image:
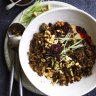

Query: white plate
(4, 1), (77, 95)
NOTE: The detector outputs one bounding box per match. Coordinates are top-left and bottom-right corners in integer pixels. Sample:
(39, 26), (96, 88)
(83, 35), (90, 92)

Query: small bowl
(19, 8), (96, 96)
(10, 0), (34, 6)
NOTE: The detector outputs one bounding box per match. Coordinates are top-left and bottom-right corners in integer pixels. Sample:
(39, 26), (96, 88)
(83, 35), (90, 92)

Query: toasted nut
(41, 59), (46, 62)
(55, 21), (64, 27)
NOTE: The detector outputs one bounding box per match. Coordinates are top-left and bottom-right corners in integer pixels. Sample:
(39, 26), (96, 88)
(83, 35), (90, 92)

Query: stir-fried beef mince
(28, 21), (96, 86)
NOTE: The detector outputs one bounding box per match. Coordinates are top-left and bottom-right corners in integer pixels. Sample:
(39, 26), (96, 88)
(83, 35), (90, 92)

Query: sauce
(76, 26), (92, 45)
(8, 23), (25, 36)
(12, 0), (32, 5)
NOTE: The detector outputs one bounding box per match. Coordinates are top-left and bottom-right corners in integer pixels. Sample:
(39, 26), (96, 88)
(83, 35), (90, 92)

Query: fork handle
(19, 77), (23, 96)
(15, 51), (23, 96)
(9, 60), (15, 96)
(8, 49), (17, 96)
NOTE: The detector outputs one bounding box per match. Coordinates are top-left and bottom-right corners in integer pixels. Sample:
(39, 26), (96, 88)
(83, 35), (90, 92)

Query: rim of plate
(19, 8), (96, 96)
(41, 1), (77, 9)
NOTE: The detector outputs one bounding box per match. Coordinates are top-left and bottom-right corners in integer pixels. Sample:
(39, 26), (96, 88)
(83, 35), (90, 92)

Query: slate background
(0, 0), (96, 96)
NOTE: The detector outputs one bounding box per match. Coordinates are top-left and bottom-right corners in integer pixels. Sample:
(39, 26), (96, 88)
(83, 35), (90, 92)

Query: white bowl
(19, 8), (96, 96)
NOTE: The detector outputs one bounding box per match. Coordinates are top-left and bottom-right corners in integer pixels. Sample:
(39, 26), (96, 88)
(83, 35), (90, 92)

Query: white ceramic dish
(19, 8), (96, 96)
(4, 1), (77, 95)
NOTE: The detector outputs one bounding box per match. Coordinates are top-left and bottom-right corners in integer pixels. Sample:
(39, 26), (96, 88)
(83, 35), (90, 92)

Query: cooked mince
(28, 21), (96, 86)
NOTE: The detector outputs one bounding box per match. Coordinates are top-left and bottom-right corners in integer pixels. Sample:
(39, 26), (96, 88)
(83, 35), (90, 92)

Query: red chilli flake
(76, 26), (92, 45)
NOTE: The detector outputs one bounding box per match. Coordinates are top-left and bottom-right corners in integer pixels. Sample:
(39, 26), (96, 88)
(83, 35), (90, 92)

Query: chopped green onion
(51, 59), (54, 67)
(19, 0), (50, 26)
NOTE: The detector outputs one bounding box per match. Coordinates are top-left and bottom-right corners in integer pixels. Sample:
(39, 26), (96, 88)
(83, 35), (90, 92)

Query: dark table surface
(0, 0), (96, 96)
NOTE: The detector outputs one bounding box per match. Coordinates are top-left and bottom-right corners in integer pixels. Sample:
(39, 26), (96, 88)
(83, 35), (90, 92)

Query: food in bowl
(28, 21), (96, 86)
